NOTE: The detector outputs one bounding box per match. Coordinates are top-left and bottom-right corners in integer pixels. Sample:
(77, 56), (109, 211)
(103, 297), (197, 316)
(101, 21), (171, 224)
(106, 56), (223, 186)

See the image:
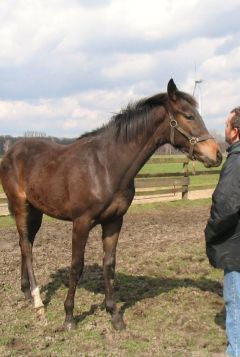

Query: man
(205, 107), (240, 357)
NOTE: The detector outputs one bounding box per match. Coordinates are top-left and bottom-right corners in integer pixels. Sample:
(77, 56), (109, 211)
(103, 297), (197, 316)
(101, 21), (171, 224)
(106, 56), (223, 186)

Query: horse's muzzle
(203, 150), (222, 168)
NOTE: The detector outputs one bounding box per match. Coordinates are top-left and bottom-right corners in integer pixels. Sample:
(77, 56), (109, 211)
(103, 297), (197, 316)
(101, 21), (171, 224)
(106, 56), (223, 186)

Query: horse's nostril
(217, 151), (222, 164)
(218, 151), (222, 160)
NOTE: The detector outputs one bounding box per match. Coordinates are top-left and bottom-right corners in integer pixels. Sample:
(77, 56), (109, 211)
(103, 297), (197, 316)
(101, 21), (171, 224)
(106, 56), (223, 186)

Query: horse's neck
(110, 124), (167, 188)
(120, 141), (160, 185)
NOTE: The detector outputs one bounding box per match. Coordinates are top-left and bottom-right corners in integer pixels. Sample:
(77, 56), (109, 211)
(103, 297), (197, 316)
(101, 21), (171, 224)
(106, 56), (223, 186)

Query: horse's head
(166, 79), (222, 167)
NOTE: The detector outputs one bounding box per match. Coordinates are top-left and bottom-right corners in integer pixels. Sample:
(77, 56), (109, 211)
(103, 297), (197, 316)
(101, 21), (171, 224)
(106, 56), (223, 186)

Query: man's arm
(205, 159), (240, 243)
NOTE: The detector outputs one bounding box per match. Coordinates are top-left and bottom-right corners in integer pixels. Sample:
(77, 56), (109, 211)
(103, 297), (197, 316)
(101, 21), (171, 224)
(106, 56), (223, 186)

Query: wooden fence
(136, 157), (190, 200)
(135, 156), (221, 201)
(0, 156), (221, 215)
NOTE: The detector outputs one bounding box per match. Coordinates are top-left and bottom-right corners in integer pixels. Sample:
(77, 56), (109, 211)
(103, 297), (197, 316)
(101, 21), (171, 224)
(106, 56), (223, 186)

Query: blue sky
(0, 0), (240, 137)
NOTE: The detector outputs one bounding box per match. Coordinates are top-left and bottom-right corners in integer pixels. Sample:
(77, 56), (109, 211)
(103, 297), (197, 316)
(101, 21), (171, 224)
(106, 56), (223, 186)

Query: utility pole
(193, 64), (203, 115)
(193, 79), (203, 115)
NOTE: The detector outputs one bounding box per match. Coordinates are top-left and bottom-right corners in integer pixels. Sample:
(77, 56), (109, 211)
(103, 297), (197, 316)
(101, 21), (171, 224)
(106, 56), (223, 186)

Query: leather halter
(169, 112), (214, 159)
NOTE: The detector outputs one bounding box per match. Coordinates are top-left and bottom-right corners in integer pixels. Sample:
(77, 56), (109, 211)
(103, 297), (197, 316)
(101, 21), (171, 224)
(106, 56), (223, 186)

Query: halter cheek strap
(169, 113), (214, 159)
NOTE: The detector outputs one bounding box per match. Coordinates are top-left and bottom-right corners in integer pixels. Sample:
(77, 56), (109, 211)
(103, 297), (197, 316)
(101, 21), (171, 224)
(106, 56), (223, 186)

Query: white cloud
(102, 53), (154, 80)
(201, 46), (240, 78)
(0, 88), (141, 136)
(0, 0), (240, 136)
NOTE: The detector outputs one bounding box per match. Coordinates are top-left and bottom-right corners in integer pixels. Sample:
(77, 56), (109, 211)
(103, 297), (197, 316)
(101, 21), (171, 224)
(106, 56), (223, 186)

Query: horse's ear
(167, 78), (178, 102)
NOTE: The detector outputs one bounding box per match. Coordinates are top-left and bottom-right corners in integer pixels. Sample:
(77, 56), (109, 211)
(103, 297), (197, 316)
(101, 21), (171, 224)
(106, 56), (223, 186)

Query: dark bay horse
(0, 79), (222, 330)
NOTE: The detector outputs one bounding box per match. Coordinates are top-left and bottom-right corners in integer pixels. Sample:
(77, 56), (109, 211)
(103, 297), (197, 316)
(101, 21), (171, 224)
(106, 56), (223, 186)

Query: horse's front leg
(64, 216), (90, 330)
(101, 217), (125, 330)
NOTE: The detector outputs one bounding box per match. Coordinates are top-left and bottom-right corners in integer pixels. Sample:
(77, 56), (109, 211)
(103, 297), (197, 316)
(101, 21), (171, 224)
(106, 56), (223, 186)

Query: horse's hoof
(24, 290), (32, 301)
(63, 320), (77, 331)
(112, 315), (126, 331)
(35, 307), (47, 325)
(36, 307), (46, 320)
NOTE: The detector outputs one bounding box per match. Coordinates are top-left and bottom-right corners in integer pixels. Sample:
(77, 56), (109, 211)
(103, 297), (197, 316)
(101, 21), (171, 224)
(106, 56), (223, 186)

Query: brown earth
(0, 204), (225, 357)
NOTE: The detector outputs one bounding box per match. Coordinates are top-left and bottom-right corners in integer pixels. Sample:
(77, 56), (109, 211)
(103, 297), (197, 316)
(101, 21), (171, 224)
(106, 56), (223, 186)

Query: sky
(0, 0), (240, 138)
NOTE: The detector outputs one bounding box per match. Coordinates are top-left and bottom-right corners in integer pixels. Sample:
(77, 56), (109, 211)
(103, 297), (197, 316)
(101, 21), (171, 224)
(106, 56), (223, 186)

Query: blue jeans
(224, 270), (240, 357)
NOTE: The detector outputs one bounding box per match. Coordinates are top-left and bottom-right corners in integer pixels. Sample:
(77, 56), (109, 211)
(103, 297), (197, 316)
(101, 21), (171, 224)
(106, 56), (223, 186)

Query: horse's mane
(79, 91), (197, 142)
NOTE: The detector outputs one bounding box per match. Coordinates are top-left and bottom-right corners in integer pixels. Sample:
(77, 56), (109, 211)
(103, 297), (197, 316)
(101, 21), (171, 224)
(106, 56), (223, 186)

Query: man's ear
(233, 127), (239, 140)
(231, 128), (240, 142)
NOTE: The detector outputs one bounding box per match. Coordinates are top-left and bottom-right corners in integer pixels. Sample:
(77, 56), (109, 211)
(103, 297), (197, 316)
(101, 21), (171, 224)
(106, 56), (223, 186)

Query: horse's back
(0, 138), (108, 219)
(0, 138), (62, 182)
(0, 139), (67, 211)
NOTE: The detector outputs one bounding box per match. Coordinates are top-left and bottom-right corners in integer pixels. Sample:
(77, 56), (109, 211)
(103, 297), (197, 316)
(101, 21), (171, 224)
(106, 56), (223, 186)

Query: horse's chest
(99, 190), (134, 221)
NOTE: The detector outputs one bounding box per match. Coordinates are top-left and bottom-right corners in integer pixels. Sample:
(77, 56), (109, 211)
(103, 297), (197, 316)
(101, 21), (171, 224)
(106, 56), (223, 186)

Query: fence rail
(0, 193), (8, 216)
(0, 156), (221, 216)
(137, 157), (190, 200)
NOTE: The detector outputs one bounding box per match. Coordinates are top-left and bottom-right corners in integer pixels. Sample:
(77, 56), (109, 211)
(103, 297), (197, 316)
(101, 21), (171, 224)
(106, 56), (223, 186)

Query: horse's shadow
(41, 264), (225, 328)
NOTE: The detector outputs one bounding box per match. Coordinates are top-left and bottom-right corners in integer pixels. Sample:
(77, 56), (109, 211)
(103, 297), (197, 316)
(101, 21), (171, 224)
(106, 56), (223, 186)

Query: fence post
(182, 159), (189, 200)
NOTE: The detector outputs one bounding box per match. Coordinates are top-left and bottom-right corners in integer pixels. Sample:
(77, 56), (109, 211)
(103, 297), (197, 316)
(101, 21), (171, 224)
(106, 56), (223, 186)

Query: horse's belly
(27, 184), (72, 220)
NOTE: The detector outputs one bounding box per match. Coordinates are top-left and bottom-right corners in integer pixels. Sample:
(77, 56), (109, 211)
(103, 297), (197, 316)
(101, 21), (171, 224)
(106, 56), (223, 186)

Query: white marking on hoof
(31, 287), (44, 309)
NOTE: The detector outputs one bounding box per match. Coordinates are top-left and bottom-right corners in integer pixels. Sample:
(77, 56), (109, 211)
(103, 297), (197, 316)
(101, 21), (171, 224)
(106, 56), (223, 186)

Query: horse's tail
(0, 155), (13, 217)
(0, 156), (6, 187)
(0, 156), (4, 186)
(0, 158), (2, 184)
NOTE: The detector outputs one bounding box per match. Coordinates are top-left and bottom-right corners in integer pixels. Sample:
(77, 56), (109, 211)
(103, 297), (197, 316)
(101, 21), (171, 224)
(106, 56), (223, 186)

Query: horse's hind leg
(21, 204), (43, 301)
(101, 217), (125, 330)
(14, 199), (44, 316)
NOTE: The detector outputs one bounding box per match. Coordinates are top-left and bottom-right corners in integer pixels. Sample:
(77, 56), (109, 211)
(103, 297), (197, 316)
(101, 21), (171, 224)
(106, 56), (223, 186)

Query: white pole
(193, 79), (202, 115)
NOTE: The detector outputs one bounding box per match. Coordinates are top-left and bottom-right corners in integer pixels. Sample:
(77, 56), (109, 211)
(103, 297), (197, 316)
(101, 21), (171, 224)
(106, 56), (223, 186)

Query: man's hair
(230, 107), (240, 130)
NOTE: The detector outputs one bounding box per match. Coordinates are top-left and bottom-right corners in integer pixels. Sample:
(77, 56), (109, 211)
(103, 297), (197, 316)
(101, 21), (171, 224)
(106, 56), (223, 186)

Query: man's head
(225, 107), (240, 144)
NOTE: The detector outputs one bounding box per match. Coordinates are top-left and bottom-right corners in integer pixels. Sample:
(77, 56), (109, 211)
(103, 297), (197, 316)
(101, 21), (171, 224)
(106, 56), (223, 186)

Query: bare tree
(24, 131), (47, 137)
(210, 130), (227, 153)
(3, 139), (11, 153)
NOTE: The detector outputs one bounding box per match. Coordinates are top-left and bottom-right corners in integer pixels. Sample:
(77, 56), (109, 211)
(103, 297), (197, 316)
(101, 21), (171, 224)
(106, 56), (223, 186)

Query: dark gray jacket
(205, 141), (240, 270)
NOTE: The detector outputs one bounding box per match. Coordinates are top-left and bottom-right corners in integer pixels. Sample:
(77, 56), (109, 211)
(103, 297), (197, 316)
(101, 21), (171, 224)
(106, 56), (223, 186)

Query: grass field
(140, 155), (225, 174)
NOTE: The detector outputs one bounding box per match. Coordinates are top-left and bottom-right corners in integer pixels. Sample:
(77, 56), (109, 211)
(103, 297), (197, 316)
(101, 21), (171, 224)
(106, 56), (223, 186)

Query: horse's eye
(185, 114), (194, 120)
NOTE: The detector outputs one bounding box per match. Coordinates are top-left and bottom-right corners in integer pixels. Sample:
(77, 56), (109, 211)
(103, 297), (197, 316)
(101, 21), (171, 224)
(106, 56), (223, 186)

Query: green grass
(139, 157), (225, 175)
(0, 214), (56, 228)
(140, 162), (185, 175)
(0, 215), (15, 228)
(190, 174), (219, 187)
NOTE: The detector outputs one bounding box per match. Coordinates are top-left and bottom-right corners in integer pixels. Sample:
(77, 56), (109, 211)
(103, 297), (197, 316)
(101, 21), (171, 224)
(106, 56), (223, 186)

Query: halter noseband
(169, 113), (214, 159)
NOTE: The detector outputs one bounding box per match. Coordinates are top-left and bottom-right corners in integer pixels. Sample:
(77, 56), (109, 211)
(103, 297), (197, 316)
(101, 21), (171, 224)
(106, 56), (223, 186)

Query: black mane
(79, 91), (197, 142)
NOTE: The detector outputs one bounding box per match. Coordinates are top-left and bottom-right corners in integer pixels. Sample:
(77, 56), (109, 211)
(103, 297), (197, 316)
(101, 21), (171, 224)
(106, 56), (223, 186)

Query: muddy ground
(0, 204), (225, 356)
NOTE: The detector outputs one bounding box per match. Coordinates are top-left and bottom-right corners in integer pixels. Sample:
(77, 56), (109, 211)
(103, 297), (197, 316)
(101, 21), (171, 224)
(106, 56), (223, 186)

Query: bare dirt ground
(133, 189), (214, 204)
(0, 204), (225, 357)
